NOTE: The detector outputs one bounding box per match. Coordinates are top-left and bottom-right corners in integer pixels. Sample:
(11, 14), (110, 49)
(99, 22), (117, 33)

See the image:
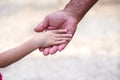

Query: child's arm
(0, 30), (72, 68)
(0, 39), (37, 68)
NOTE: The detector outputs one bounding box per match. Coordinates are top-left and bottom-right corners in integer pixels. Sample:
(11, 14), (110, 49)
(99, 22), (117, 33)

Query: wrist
(63, 0), (98, 22)
(26, 39), (39, 50)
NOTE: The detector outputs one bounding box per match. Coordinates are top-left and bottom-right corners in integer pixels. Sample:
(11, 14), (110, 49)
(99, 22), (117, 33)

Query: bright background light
(0, 0), (120, 80)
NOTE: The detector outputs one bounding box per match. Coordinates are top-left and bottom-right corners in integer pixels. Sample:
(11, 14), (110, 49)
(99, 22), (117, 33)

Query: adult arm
(64, 0), (98, 21)
(35, 0), (98, 55)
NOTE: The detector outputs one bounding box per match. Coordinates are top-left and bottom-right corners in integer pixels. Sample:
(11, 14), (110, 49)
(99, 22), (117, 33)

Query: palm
(35, 11), (78, 55)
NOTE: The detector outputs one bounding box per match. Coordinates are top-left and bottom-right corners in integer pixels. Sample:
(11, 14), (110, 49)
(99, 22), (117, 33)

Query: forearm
(64, 0), (98, 21)
(0, 39), (37, 68)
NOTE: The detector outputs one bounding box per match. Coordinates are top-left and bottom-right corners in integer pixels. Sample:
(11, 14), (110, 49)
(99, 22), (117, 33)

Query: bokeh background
(0, 0), (120, 80)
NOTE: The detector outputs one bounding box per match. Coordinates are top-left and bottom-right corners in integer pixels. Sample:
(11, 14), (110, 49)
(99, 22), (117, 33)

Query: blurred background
(0, 0), (120, 80)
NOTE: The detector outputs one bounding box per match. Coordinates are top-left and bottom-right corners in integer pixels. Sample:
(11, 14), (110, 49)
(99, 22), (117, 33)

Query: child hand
(32, 29), (72, 48)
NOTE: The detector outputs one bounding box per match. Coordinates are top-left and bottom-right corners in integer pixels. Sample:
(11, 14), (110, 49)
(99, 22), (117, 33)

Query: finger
(56, 34), (72, 38)
(55, 38), (71, 42)
(49, 46), (58, 55)
(43, 47), (50, 56)
(34, 17), (49, 32)
(53, 29), (67, 34)
(58, 42), (68, 51)
(57, 22), (76, 51)
(54, 40), (67, 45)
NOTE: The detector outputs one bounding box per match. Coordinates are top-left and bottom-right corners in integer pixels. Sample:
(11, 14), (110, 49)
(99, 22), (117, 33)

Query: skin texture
(35, 11), (78, 55)
(35, 0), (98, 56)
(0, 30), (72, 68)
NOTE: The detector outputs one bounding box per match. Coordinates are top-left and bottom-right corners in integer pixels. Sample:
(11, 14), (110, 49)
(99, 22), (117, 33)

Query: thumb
(34, 17), (49, 32)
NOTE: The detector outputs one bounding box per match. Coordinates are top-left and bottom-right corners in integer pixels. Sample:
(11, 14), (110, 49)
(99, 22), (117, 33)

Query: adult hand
(34, 10), (79, 56)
